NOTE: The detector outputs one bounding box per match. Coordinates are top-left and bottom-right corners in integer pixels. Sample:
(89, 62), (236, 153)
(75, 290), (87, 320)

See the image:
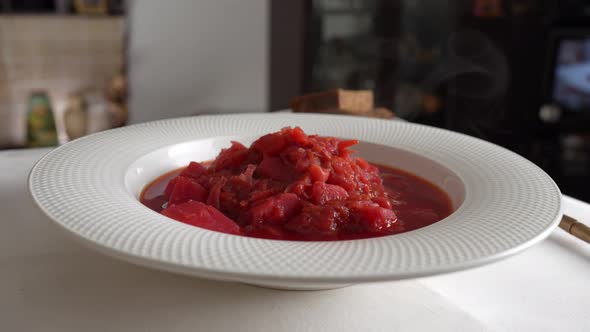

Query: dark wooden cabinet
(270, 0), (590, 201)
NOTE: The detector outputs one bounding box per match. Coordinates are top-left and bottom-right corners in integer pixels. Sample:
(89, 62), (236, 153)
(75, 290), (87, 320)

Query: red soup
(140, 127), (453, 241)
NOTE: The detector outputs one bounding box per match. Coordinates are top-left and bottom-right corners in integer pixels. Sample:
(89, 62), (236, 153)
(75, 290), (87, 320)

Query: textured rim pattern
(29, 113), (562, 283)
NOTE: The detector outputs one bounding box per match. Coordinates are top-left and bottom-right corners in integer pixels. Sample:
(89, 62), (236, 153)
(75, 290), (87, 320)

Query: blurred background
(0, 0), (589, 201)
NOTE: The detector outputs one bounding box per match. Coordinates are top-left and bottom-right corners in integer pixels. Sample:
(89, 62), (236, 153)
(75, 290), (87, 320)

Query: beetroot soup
(140, 127), (452, 241)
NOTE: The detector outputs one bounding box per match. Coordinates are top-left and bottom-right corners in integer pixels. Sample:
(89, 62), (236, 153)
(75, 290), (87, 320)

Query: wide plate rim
(28, 113), (563, 284)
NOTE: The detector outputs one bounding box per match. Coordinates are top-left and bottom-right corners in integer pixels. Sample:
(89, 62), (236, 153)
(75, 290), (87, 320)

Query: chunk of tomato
(248, 193), (301, 225)
(211, 141), (248, 171)
(311, 182), (349, 205)
(168, 176), (207, 205)
(252, 132), (287, 156)
(162, 201), (240, 235)
(180, 161), (206, 179)
(256, 157), (294, 181)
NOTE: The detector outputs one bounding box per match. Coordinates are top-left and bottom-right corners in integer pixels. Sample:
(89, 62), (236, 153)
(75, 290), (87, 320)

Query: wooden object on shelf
(74, 0), (108, 15)
(105, 72), (128, 128)
(63, 93), (88, 140)
(290, 89), (374, 115)
(289, 89), (395, 119)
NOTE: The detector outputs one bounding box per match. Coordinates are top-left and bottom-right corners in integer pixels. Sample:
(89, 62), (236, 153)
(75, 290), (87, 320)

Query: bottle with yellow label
(26, 91), (58, 148)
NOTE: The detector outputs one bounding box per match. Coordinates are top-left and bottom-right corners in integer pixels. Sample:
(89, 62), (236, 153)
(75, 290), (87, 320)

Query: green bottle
(27, 91), (58, 148)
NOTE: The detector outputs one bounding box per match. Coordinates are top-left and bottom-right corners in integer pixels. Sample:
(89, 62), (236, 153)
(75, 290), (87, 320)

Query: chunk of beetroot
(309, 164), (329, 183)
(285, 206), (341, 238)
(248, 193), (301, 225)
(246, 224), (287, 240)
(206, 178), (227, 209)
(249, 188), (281, 202)
(371, 196), (392, 209)
(164, 177), (178, 199)
(252, 132), (287, 156)
(284, 180), (307, 197)
(326, 158), (357, 191)
(162, 201), (240, 235)
(180, 161), (206, 179)
(351, 205), (397, 234)
(241, 164), (257, 178)
(211, 141), (248, 171)
(256, 156), (293, 181)
(168, 176), (208, 205)
(290, 127), (310, 146)
(311, 182), (349, 205)
(337, 139), (358, 157)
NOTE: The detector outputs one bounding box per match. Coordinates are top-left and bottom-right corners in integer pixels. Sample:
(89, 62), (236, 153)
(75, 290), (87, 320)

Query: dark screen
(552, 37), (590, 111)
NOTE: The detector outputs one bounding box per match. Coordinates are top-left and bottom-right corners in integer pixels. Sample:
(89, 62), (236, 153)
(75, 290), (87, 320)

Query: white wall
(128, 0), (269, 124)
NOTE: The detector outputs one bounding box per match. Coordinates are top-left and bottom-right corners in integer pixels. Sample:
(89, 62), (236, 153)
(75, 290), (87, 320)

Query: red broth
(141, 163), (453, 241)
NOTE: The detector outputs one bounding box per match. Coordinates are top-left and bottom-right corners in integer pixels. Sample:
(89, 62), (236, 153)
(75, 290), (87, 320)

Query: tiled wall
(0, 16), (124, 147)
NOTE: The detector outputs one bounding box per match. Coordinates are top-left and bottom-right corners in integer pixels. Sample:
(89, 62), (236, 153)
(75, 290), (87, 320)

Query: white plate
(29, 113), (562, 290)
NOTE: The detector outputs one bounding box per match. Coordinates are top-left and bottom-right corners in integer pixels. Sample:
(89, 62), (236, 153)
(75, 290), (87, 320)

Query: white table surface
(1, 148), (589, 332)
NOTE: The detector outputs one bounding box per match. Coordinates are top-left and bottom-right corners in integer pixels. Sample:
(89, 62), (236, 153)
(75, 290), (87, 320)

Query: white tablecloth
(1, 149), (589, 332)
